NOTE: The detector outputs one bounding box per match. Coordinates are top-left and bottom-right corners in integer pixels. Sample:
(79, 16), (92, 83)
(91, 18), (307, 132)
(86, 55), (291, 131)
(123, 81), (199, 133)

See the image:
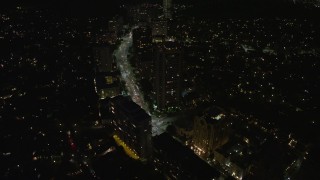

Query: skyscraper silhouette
(154, 42), (182, 110)
(163, 0), (172, 19)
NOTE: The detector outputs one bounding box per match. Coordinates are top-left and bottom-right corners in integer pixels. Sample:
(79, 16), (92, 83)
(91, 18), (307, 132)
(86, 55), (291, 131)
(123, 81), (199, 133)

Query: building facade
(163, 0), (172, 19)
(93, 45), (115, 73)
(153, 42), (183, 110)
(109, 96), (152, 161)
(192, 106), (230, 156)
(153, 133), (221, 179)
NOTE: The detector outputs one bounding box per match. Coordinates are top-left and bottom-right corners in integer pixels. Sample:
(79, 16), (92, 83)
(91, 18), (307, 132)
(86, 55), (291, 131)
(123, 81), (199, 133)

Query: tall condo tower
(154, 42), (182, 110)
(163, 0), (172, 19)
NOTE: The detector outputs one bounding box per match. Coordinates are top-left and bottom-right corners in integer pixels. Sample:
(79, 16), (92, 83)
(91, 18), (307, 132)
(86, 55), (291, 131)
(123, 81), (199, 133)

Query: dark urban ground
(1, 0), (320, 179)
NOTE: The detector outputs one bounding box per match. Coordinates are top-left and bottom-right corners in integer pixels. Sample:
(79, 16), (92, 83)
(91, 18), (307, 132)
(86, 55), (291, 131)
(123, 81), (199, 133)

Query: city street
(114, 29), (175, 136)
(114, 29), (149, 112)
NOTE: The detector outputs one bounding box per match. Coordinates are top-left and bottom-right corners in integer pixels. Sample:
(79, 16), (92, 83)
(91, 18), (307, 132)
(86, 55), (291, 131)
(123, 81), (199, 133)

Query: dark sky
(1, 0), (136, 16)
(1, 0), (129, 12)
(1, 0), (319, 18)
(2, 0), (137, 8)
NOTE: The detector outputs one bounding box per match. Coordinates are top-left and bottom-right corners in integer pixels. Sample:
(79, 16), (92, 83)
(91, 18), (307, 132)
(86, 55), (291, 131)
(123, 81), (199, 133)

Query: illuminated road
(114, 29), (175, 136)
(114, 29), (149, 112)
(151, 115), (176, 136)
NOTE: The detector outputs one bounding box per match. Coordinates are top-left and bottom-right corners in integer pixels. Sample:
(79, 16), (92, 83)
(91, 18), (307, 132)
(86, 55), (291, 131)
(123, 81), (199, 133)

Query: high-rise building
(109, 96), (152, 161)
(163, 0), (172, 19)
(107, 16), (124, 44)
(133, 26), (152, 54)
(153, 42), (183, 110)
(132, 26), (153, 78)
(153, 133), (221, 179)
(151, 20), (167, 43)
(95, 72), (120, 100)
(93, 45), (115, 73)
(93, 45), (117, 125)
(192, 106), (230, 156)
(108, 16), (124, 35)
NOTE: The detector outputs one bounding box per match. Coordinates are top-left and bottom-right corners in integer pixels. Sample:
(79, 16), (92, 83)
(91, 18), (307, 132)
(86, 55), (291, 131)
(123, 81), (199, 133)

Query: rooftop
(153, 133), (221, 179)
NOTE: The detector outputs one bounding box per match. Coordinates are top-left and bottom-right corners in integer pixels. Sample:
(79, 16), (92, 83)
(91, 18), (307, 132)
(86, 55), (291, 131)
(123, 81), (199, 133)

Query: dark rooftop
(153, 133), (221, 179)
(111, 95), (151, 124)
(96, 72), (120, 89)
